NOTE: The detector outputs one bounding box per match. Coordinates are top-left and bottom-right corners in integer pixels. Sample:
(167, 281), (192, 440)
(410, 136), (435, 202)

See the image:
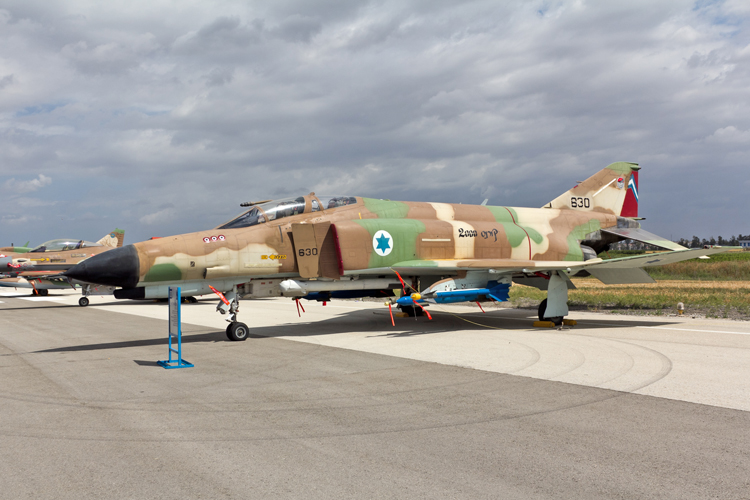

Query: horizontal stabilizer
(601, 227), (685, 251)
(585, 246), (736, 270)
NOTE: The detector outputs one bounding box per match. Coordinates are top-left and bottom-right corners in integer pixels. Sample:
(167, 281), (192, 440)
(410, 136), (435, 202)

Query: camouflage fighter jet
(0, 229), (124, 297)
(0, 241), (32, 254)
(64, 163), (733, 340)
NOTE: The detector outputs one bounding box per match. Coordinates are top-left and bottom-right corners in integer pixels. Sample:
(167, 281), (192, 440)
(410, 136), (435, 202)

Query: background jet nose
(65, 245), (140, 288)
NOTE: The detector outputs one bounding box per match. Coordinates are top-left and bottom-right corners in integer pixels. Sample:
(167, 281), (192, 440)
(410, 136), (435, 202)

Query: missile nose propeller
(65, 245), (140, 288)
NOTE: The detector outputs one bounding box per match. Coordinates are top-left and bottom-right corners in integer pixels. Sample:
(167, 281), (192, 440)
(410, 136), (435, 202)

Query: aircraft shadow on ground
(26, 304), (679, 356)
(247, 307), (679, 339)
(32, 329), (228, 355)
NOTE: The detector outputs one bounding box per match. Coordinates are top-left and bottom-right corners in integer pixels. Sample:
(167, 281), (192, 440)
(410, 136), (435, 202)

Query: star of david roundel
(372, 230), (393, 257)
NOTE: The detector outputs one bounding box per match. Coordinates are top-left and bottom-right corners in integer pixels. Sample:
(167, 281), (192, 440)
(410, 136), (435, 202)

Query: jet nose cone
(65, 245), (140, 288)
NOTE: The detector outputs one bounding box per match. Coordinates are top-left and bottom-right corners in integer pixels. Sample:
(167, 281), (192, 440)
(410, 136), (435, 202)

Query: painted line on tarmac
(638, 325), (750, 336)
(17, 297), (67, 302)
(581, 320), (750, 336)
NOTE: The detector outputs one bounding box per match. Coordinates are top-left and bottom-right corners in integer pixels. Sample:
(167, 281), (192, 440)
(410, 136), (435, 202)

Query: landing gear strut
(215, 287), (249, 341)
(537, 299), (563, 326)
(537, 272), (570, 326)
(79, 285), (92, 307)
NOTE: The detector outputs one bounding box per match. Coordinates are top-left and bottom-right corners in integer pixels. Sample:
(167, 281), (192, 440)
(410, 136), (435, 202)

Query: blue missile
(396, 282), (511, 306)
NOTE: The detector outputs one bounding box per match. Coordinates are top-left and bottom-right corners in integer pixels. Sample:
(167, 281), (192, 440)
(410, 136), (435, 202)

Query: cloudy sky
(0, 0), (747, 246)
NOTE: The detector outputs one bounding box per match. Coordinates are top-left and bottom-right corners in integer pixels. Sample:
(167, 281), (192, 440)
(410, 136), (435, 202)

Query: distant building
(740, 240), (750, 249)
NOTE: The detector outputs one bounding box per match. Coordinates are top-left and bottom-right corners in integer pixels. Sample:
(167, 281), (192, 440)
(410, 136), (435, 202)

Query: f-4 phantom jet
(65, 163), (732, 340)
(0, 230), (124, 297)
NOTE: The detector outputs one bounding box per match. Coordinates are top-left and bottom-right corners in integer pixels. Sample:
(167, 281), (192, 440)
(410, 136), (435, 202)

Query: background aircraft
(0, 230), (124, 296)
(64, 163), (734, 340)
(0, 242), (32, 254)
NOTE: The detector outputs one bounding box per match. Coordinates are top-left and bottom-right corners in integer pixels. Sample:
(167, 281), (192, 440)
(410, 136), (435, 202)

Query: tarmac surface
(1, 289), (749, 499)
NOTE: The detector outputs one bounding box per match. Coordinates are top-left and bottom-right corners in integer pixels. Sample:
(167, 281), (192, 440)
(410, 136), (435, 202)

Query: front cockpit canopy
(29, 239), (102, 253)
(217, 195), (358, 230)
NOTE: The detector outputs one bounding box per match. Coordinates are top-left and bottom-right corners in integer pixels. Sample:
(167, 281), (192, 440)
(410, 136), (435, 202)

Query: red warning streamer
(209, 285), (230, 305)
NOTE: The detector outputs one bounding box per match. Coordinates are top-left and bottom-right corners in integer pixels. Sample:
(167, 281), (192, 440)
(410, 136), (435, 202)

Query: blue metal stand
(158, 286), (194, 369)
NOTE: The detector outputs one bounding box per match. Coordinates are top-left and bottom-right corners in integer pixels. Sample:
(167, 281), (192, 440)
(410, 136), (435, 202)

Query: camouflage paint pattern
(0, 229), (125, 289)
(122, 164), (646, 287)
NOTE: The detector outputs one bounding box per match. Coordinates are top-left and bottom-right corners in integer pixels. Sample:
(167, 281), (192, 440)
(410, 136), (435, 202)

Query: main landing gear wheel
(538, 299), (563, 326)
(79, 297), (90, 307)
(226, 322), (249, 342)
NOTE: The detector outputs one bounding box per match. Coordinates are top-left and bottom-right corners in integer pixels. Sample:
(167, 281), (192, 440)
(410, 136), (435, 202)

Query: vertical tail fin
(543, 162), (640, 217)
(97, 229), (125, 248)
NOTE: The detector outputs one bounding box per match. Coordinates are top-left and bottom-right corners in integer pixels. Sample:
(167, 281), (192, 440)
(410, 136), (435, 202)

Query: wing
(350, 247), (737, 285)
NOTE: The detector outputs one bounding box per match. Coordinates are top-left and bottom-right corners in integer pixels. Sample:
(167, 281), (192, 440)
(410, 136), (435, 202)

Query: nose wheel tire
(226, 322), (249, 341)
(79, 297), (90, 307)
(538, 299), (563, 326)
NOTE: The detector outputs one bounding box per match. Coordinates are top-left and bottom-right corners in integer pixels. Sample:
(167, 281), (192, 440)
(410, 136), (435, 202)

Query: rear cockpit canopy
(217, 195), (358, 230)
(29, 239), (102, 253)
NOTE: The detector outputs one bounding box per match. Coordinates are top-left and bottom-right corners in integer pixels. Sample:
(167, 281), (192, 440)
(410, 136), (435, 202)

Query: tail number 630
(298, 248), (318, 257)
(570, 197), (591, 208)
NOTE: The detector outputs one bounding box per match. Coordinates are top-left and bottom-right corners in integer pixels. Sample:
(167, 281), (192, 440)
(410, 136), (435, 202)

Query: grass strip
(510, 281), (750, 319)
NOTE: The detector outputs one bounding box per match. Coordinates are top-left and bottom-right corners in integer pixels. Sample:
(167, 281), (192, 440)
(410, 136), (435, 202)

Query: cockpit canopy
(29, 239), (102, 253)
(217, 195), (358, 230)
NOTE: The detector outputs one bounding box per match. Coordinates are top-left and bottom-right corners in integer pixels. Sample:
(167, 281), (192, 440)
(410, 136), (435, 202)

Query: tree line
(611, 234), (748, 251)
(676, 235), (748, 248)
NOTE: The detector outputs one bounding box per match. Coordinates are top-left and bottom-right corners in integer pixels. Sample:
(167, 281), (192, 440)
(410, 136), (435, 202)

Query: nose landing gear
(212, 286), (249, 341)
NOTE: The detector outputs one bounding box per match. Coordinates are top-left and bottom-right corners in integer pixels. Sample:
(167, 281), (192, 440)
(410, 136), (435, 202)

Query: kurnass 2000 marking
(481, 228), (499, 242)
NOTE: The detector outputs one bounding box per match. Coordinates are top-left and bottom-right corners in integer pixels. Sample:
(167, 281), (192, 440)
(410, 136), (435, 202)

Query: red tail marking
(621, 170), (639, 218)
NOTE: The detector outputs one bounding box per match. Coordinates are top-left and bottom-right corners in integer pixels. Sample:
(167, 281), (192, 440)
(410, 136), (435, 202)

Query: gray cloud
(3, 174), (52, 193)
(0, 0), (748, 245)
(0, 74), (14, 89)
